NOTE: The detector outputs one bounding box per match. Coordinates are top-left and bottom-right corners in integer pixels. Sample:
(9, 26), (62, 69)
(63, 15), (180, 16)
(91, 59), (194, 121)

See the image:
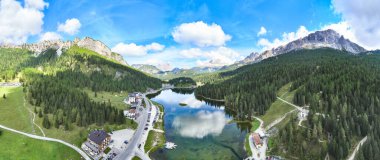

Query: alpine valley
(1, 1), (380, 160)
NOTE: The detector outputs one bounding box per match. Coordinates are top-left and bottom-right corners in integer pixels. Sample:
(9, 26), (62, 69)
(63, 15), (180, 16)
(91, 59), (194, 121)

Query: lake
(149, 89), (250, 160)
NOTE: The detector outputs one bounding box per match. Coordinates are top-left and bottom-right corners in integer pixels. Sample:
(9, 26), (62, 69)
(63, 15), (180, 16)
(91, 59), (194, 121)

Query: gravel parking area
(109, 129), (135, 150)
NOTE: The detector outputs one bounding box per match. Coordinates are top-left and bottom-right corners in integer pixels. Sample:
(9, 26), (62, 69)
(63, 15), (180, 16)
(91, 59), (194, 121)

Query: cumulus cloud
(57, 18), (81, 35)
(257, 26), (267, 36)
(172, 111), (227, 138)
(331, 0), (380, 49)
(257, 26), (310, 50)
(172, 21), (231, 47)
(0, 0), (47, 44)
(111, 42), (165, 56)
(39, 32), (62, 42)
(180, 47), (240, 67)
(25, 0), (48, 10)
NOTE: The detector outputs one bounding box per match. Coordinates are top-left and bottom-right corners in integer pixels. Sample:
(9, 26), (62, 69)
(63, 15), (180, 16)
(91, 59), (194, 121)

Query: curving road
(0, 124), (91, 160)
(347, 136), (367, 160)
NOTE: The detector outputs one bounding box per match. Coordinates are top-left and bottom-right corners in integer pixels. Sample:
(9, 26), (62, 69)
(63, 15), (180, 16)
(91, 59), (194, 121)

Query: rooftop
(88, 130), (110, 145)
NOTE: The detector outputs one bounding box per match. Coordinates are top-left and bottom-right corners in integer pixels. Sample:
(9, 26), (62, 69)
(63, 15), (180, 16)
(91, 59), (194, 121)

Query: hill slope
(0, 45), (161, 129)
(196, 48), (380, 159)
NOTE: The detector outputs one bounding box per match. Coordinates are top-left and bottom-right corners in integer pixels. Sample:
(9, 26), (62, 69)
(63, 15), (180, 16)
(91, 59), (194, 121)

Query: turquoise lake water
(149, 89), (249, 160)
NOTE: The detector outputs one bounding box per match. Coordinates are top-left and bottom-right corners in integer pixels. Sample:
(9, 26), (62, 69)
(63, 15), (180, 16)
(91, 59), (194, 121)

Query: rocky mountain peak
(77, 37), (111, 57)
(238, 29), (367, 65)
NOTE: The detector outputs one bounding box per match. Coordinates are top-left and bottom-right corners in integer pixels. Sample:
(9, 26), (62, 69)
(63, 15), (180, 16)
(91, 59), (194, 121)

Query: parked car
(144, 127), (148, 130)
(124, 140), (128, 144)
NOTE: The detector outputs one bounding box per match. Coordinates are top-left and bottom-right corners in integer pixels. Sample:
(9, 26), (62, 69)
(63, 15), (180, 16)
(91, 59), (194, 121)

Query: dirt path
(24, 97), (46, 137)
(265, 109), (297, 131)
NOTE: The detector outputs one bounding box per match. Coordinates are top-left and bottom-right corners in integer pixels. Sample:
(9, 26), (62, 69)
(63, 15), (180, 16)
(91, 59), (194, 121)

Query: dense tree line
(355, 118), (380, 160)
(23, 69), (126, 128)
(196, 49), (320, 120)
(270, 114), (326, 159)
(168, 77), (196, 87)
(196, 48), (380, 159)
(1, 46), (162, 129)
(290, 53), (380, 159)
(0, 48), (32, 81)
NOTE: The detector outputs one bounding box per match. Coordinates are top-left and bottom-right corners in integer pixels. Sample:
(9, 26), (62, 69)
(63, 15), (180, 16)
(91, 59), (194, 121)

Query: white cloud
(254, 0), (380, 51)
(257, 26), (310, 50)
(111, 42), (165, 56)
(39, 32), (62, 42)
(25, 0), (48, 10)
(322, 21), (357, 43)
(172, 21), (231, 47)
(172, 111), (227, 138)
(0, 0), (47, 44)
(145, 42), (165, 51)
(57, 18), (81, 35)
(331, 0), (380, 49)
(257, 26), (267, 36)
(180, 47), (240, 67)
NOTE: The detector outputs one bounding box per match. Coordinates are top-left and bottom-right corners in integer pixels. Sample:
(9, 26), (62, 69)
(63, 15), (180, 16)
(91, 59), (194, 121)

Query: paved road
(0, 124), (91, 160)
(347, 136), (368, 160)
(115, 95), (151, 160)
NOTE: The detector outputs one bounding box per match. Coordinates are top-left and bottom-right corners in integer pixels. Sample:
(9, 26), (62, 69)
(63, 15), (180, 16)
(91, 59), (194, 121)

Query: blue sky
(3, 0), (379, 70)
(38, 0), (339, 47)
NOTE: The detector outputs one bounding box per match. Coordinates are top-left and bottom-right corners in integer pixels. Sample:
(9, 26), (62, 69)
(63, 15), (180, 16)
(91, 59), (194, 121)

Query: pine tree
(38, 109), (43, 118)
(64, 121), (69, 131)
(42, 115), (51, 129)
(2, 94), (5, 99)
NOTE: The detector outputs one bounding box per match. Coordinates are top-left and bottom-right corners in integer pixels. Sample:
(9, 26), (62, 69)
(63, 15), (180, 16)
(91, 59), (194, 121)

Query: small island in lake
(179, 102), (187, 106)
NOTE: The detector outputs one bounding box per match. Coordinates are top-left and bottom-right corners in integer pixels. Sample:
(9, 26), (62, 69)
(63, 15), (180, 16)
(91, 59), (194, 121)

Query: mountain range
(2, 29), (368, 78)
(1, 37), (128, 66)
(236, 29), (367, 66)
(131, 64), (221, 78)
(132, 29), (368, 77)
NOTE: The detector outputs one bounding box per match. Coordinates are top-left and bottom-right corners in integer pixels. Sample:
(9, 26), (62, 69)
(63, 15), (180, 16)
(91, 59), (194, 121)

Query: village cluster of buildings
(81, 92), (145, 159)
(123, 92), (143, 119)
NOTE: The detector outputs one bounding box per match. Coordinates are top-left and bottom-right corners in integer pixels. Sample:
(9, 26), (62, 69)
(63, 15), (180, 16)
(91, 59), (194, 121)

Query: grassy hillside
(0, 129), (81, 160)
(259, 83), (296, 127)
(0, 87), (34, 133)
